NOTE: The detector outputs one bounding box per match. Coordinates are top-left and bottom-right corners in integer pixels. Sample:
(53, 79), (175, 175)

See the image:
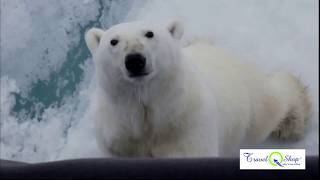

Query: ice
(1, 0), (99, 88)
(0, 0), (133, 162)
(0, 0), (318, 162)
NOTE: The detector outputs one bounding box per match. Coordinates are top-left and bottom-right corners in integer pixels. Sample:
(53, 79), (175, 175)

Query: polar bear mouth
(124, 70), (154, 83)
(128, 72), (150, 78)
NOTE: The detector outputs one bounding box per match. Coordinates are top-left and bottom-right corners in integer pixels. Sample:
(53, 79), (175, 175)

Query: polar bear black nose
(125, 53), (146, 76)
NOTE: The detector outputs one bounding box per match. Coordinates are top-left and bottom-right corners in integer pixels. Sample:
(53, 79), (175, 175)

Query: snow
(0, 0), (318, 162)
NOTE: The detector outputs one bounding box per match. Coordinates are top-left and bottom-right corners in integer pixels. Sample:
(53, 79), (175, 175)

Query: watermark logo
(240, 149), (305, 170)
(268, 151), (284, 167)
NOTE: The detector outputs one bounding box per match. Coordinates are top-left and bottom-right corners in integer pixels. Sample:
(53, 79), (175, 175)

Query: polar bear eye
(110, 39), (119, 46)
(145, 31), (154, 38)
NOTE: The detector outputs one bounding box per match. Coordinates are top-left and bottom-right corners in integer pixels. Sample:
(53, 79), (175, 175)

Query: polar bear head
(85, 20), (184, 87)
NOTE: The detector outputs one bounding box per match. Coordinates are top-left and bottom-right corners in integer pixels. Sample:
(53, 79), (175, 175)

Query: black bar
(0, 157), (318, 179)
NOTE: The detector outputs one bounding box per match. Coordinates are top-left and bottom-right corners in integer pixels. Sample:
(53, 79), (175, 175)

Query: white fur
(85, 20), (310, 157)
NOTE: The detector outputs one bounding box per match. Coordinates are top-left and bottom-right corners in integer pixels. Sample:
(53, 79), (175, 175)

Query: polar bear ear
(85, 28), (105, 54)
(167, 20), (184, 40)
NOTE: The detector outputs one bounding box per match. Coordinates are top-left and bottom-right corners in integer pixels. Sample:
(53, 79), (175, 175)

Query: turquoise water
(10, 0), (133, 121)
(1, 0), (137, 162)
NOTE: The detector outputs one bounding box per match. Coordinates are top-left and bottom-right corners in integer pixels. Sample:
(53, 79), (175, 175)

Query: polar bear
(85, 20), (311, 157)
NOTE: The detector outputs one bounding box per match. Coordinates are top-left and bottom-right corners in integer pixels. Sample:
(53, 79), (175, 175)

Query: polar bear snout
(125, 53), (149, 77)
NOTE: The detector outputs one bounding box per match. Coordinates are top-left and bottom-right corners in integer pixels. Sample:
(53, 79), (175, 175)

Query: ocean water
(0, 0), (318, 162)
